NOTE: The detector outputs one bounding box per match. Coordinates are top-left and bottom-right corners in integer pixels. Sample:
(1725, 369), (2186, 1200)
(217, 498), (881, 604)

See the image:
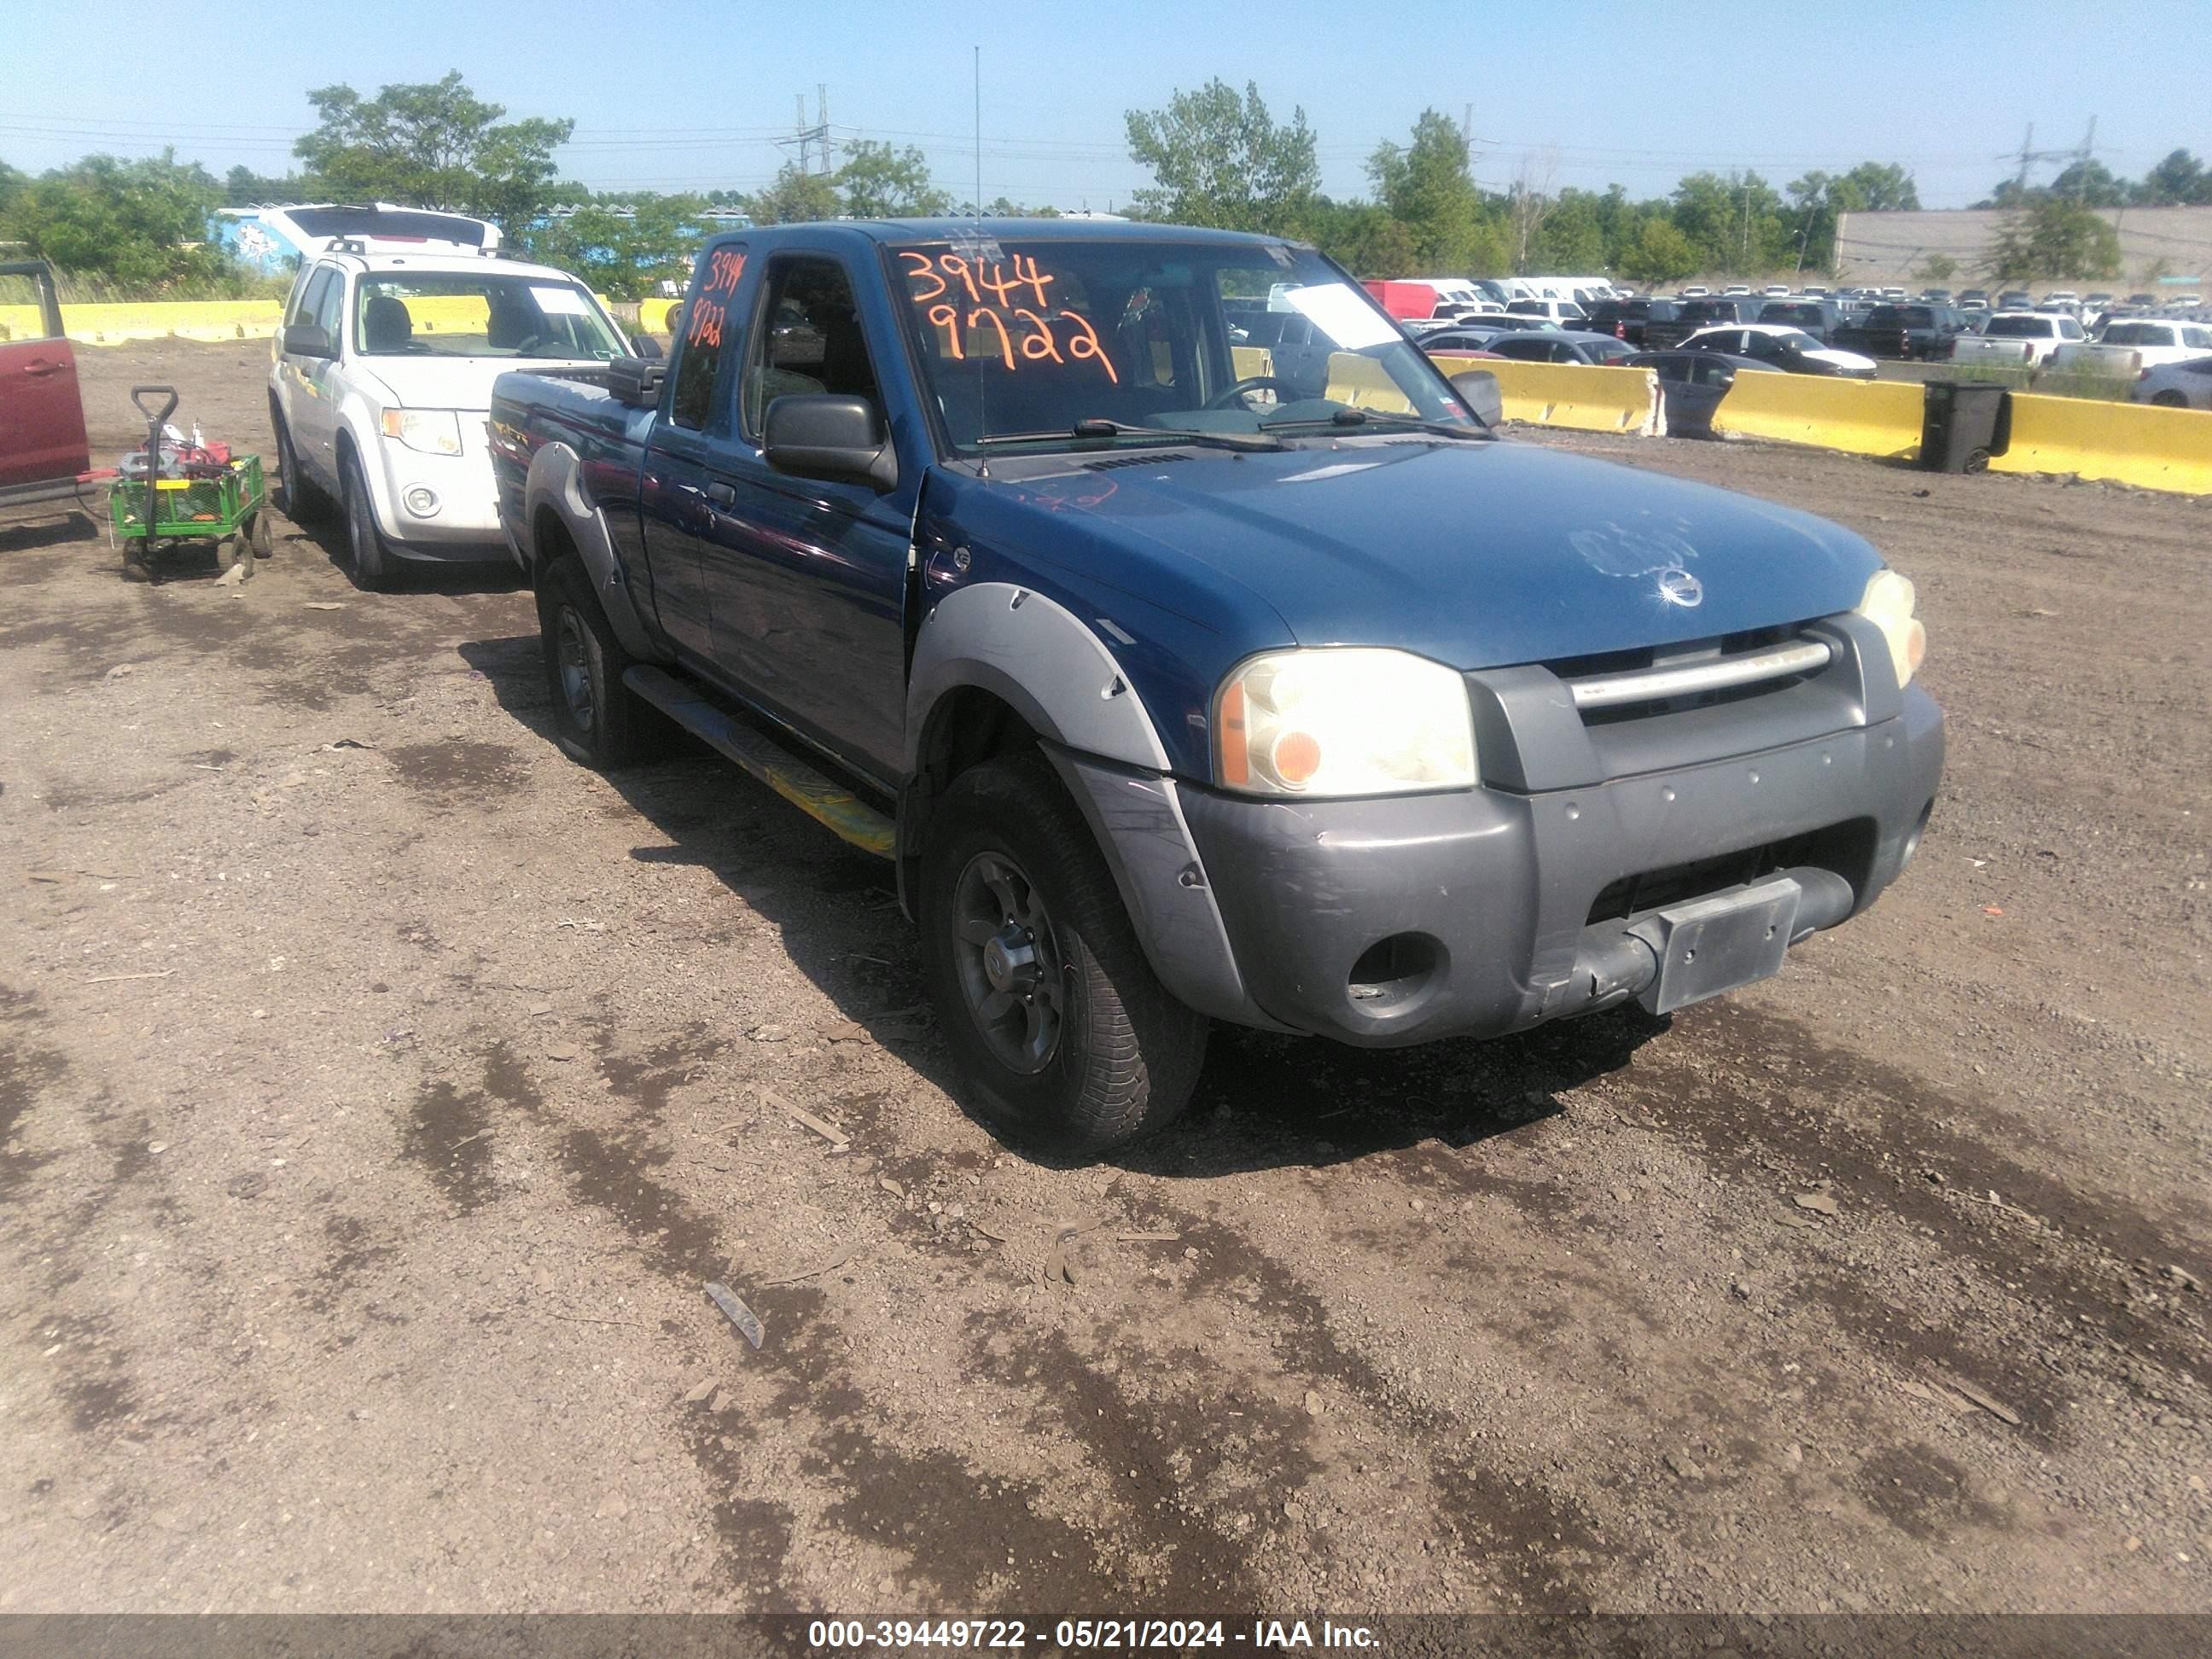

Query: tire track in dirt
(1608, 1000), (2212, 1417)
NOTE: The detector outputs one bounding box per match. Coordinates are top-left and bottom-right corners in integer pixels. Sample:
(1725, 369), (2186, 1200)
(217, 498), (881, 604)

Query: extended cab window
(669, 242), (748, 432)
(742, 256), (883, 439)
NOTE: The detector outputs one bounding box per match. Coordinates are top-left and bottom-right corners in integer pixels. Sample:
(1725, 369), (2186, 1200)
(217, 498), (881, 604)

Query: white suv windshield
(891, 240), (1473, 451)
(354, 272), (623, 360)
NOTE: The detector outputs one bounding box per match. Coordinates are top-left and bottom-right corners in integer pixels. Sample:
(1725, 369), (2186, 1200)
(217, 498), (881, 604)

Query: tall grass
(1936, 360), (2142, 404)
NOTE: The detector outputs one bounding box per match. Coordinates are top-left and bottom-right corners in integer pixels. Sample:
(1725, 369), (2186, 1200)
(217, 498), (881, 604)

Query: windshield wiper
(1260, 407), (1487, 440)
(975, 420), (1283, 453)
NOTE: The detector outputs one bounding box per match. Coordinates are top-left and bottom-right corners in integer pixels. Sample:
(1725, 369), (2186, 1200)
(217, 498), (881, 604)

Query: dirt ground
(2, 338), (2207, 1618)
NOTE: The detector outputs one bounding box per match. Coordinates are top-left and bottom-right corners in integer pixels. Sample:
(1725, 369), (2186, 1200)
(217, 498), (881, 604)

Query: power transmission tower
(777, 87), (836, 177)
(1999, 118), (2098, 196)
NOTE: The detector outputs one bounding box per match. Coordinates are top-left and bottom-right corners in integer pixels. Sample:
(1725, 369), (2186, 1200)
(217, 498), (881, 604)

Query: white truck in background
(1950, 311), (2083, 368)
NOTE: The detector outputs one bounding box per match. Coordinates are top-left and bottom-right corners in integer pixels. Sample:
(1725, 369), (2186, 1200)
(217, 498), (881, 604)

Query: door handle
(25, 361), (61, 377)
(705, 481), (736, 507)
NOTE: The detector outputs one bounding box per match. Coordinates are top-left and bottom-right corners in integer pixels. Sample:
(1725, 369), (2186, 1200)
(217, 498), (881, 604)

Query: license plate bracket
(1632, 876), (1803, 1015)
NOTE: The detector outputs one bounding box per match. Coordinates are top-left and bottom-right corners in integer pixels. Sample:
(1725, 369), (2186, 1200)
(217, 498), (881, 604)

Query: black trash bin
(1920, 381), (2011, 473)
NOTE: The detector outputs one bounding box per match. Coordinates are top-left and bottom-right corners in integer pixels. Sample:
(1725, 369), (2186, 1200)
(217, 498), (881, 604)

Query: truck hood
(992, 438), (1883, 669)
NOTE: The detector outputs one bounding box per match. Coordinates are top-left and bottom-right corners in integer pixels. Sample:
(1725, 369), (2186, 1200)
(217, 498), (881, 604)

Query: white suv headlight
(1856, 569), (1927, 688)
(1214, 648), (1476, 797)
(379, 408), (463, 457)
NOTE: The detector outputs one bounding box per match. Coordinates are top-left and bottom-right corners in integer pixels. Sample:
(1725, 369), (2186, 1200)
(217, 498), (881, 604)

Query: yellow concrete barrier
(0, 300), (286, 345)
(639, 297), (679, 334)
(1708, 372), (1924, 459)
(1988, 392), (2212, 495)
(1427, 355), (1662, 435)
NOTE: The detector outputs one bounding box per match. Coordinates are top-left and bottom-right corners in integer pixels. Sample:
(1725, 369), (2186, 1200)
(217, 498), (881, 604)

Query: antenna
(973, 46), (983, 216)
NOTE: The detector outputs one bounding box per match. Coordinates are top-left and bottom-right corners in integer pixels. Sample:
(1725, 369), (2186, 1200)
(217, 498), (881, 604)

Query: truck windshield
(353, 273), (625, 360)
(888, 240), (1472, 451)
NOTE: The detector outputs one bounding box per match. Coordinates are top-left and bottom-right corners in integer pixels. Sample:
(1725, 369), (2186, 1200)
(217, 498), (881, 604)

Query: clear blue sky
(3, 0), (2203, 211)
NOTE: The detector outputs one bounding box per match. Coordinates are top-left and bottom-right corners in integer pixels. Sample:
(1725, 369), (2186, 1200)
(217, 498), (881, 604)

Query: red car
(0, 260), (102, 510)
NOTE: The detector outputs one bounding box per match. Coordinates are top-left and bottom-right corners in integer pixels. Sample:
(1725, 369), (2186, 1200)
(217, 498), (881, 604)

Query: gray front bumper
(1053, 672), (1942, 1048)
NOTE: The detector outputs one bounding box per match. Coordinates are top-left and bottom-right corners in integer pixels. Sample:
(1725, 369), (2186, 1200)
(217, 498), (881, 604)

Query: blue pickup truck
(488, 219), (1941, 1154)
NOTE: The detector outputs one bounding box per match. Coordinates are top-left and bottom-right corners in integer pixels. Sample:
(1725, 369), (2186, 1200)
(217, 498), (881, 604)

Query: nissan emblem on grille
(1656, 568), (1704, 608)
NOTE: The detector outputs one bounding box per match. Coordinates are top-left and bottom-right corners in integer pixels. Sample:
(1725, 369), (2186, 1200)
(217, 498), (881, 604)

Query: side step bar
(622, 665), (896, 859)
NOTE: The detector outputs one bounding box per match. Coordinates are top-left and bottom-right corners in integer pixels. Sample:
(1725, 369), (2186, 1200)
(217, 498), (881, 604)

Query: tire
(535, 556), (646, 769)
(339, 448), (393, 591)
(918, 751), (1208, 1155)
(250, 508), (275, 559)
(2151, 390), (2188, 409)
(274, 416), (328, 521)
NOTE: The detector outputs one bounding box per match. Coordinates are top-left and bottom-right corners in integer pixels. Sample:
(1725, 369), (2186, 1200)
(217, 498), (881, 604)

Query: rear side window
(310, 268), (345, 342)
(291, 265), (335, 328)
(668, 243), (748, 432)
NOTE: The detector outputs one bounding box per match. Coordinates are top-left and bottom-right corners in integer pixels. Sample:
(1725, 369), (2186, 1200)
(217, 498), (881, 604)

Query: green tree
(744, 163), (840, 226)
(1985, 196), (2122, 282)
(3, 151), (228, 288)
(1616, 218), (1700, 287)
(519, 192), (711, 300)
(2046, 159), (2128, 206)
(1529, 189), (1606, 271)
(1305, 200), (1419, 277)
(1788, 162), (1919, 268)
(294, 71), (573, 234)
(837, 141), (952, 218)
(1918, 253), (1958, 284)
(224, 165), (318, 207)
(1124, 79), (1318, 234)
(2138, 148), (2209, 206)
(1368, 110), (1505, 272)
(1671, 171), (1790, 274)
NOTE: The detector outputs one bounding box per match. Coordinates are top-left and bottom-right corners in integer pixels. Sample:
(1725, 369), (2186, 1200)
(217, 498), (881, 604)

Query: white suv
(270, 239), (637, 587)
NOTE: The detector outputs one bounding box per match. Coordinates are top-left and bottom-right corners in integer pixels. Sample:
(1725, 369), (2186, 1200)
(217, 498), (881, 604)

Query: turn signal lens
(379, 407), (463, 457)
(1855, 569), (1927, 689)
(1212, 649), (1476, 798)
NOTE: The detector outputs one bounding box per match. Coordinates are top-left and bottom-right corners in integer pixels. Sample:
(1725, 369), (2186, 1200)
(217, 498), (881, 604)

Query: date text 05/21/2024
(806, 1619), (1380, 1651)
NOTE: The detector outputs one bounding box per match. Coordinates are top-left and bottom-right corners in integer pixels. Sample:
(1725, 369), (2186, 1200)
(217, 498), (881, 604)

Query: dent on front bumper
(1056, 620), (1944, 1048)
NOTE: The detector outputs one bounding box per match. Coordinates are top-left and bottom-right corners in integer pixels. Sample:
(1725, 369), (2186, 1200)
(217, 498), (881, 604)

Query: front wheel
(919, 752), (1208, 1155)
(2151, 390), (2189, 408)
(339, 450), (393, 591)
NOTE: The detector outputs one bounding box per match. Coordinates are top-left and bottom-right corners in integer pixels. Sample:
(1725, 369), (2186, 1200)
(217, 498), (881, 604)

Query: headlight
(378, 408), (463, 457)
(1214, 648), (1476, 797)
(1856, 569), (1927, 688)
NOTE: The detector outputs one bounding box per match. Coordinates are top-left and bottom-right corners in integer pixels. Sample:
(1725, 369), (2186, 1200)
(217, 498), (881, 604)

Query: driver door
(281, 265), (346, 484)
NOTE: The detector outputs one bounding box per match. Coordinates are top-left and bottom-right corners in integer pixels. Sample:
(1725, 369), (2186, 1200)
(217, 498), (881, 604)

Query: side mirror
(630, 333), (663, 360)
(762, 393), (897, 491)
(1448, 370), (1504, 428)
(282, 323), (335, 359)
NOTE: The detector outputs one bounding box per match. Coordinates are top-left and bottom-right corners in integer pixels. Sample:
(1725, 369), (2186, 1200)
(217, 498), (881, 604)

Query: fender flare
(903, 582), (1170, 777)
(902, 582), (1276, 1031)
(521, 440), (658, 661)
